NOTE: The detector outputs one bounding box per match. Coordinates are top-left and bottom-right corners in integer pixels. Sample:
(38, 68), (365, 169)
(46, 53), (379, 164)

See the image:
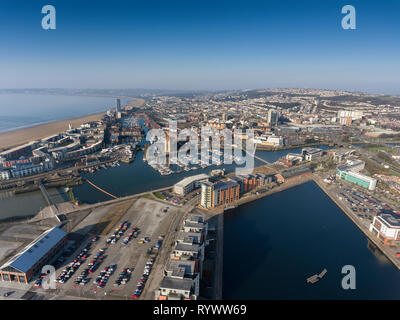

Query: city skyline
(1, 0), (400, 94)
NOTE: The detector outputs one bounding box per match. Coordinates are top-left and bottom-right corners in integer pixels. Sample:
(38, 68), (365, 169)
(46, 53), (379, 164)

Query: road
(141, 194), (200, 300)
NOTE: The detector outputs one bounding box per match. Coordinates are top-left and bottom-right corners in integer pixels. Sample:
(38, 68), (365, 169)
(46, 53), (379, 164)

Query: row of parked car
(114, 267), (133, 286)
(55, 242), (92, 285)
(106, 221), (132, 244)
(131, 258), (154, 299)
(122, 228), (139, 245)
(93, 265), (116, 288)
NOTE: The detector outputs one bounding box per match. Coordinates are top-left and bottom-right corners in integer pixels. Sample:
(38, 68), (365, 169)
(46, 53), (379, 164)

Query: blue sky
(0, 0), (399, 93)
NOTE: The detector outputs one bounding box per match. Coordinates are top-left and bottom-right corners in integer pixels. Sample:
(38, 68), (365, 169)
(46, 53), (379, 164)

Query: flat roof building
(336, 165), (377, 190)
(369, 213), (400, 245)
(157, 277), (196, 300)
(176, 231), (204, 245)
(301, 147), (324, 161)
(173, 173), (209, 196)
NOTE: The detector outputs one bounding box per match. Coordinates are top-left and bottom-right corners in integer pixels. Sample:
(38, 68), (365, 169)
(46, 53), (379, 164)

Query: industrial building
(0, 226), (67, 284)
(275, 167), (312, 183)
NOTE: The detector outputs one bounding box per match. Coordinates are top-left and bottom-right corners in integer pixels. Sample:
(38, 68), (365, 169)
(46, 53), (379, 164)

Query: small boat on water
(318, 268), (327, 278)
(306, 275), (319, 284)
(307, 268), (327, 284)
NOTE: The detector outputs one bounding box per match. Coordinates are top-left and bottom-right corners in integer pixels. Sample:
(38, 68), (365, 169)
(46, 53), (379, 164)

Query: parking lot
(337, 183), (399, 221)
(32, 197), (178, 299)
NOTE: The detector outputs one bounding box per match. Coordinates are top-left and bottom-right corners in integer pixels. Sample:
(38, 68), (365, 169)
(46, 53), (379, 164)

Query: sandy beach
(0, 97), (145, 151)
(0, 112), (106, 151)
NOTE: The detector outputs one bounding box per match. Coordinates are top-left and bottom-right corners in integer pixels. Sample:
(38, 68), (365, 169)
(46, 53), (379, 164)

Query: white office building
(173, 174), (209, 196)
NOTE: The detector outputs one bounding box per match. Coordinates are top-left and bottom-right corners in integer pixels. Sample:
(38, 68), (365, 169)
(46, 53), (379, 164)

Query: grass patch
(141, 194), (153, 200)
(68, 188), (75, 202)
(154, 192), (166, 200)
(362, 144), (395, 153)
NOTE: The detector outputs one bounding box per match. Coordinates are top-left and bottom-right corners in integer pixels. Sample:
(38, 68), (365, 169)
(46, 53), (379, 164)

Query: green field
(154, 192), (166, 200)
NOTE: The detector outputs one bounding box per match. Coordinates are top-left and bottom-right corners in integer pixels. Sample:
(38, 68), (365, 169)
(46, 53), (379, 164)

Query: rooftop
(174, 174), (209, 188)
(177, 231), (203, 244)
(0, 225), (67, 274)
(378, 213), (400, 228)
(160, 277), (193, 292)
(166, 260), (197, 276)
(174, 242), (200, 253)
(214, 180), (238, 191)
(281, 167), (312, 179)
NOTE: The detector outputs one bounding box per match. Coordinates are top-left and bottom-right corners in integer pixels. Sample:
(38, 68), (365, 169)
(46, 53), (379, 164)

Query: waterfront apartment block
(176, 231), (204, 245)
(156, 213), (207, 300)
(200, 174), (271, 209)
(200, 180), (239, 209)
(336, 165), (377, 190)
(183, 214), (208, 235)
(369, 213), (400, 245)
(214, 180), (240, 207)
(0, 141), (39, 160)
(200, 181), (214, 209)
(157, 277), (196, 300)
(173, 173), (210, 196)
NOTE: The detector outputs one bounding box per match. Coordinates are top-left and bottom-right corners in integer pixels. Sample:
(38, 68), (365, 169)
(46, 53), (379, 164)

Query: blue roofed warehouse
(0, 225), (67, 284)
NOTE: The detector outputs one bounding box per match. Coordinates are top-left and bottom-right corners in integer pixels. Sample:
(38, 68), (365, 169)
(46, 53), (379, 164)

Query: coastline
(0, 111), (106, 151)
(0, 96), (145, 151)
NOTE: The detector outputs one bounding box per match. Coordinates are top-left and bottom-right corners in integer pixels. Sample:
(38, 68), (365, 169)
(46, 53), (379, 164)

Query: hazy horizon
(1, 0), (400, 94)
(0, 87), (398, 96)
